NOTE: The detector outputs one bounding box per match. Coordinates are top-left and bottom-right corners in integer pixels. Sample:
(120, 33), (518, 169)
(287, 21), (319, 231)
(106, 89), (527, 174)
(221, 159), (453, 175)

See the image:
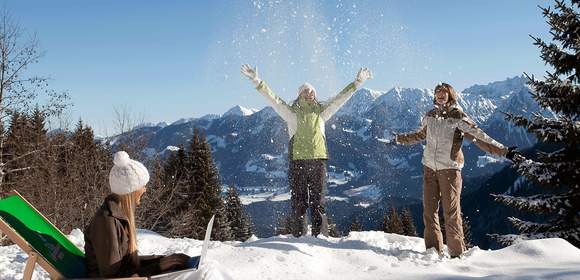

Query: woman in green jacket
(241, 64), (372, 237)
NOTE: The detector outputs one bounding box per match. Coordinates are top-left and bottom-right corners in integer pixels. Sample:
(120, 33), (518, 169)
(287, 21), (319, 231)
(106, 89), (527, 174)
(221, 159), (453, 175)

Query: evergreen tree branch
(489, 226), (580, 247)
(527, 73), (580, 115)
(512, 157), (579, 186)
(491, 192), (572, 213)
(508, 216), (556, 233)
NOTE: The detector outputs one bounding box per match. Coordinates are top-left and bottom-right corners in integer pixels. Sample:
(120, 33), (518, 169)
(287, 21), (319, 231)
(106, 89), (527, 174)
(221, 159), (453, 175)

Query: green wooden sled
(0, 190), (146, 280)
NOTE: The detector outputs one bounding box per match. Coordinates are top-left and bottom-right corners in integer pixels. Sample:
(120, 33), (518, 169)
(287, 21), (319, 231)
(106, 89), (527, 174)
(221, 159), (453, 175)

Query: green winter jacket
(256, 81), (358, 160)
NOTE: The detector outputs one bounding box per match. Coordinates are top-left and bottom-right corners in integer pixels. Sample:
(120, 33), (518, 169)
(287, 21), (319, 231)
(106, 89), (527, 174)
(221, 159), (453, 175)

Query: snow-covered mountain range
(112, 76), (543, 204)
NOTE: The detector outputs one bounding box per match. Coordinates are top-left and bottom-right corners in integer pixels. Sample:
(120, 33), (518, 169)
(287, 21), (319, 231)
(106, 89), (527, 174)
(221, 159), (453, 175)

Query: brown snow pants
(423, 166), (465, 257)
(289, 159), (328, 237)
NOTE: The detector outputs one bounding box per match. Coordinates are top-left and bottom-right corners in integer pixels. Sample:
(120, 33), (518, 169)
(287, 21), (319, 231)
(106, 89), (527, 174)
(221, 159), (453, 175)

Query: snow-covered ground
(239, 191), (291, 205)
(1, 230), (580, 280)
(342, 184), (381, 200)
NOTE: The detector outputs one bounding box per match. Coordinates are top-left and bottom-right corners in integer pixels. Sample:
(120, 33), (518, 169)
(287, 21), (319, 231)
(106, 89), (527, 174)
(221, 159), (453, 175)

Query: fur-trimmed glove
(506, 146), (524, 162)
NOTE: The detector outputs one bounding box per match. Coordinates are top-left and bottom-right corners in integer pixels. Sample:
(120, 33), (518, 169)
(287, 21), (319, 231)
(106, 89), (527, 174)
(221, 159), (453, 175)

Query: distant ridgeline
(111, 76), (542, 200)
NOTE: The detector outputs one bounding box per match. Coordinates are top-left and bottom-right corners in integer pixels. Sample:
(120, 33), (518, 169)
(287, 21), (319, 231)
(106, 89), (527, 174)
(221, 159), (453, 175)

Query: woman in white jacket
(394, 83), (521, 257)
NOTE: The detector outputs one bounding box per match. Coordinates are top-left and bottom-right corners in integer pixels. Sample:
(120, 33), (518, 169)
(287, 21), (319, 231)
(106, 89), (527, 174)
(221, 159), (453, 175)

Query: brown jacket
(84, 194), (162, 278)
(396, 105), (508, 170)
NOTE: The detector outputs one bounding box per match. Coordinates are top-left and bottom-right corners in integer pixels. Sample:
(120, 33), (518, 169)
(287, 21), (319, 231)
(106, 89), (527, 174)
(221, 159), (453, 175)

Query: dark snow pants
(423, 166), (465, 257)
(289, 159), (328, 237)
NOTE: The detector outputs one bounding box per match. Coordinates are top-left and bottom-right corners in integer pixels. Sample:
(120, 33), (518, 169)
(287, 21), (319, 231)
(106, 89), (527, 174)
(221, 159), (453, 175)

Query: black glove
(378, 136), (397, 147)
(159, 253), (190, 272)
(387, 133), (399, 146)
(506, 146), (523, 162)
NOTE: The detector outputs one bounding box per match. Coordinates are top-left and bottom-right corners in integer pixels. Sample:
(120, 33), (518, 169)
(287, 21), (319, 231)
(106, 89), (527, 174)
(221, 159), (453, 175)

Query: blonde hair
(118, 190), (142, 256)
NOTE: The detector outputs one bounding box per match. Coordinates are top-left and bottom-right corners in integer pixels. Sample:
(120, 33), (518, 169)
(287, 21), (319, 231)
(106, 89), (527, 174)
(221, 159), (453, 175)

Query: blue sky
(4, 0), (550, 135)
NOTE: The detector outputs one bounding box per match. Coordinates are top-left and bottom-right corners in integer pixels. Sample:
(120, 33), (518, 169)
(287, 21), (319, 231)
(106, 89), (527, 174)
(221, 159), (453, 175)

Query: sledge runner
(393, 83), (521, 258)
(84, 151), (197, 278)
(241, 64), (372, 237)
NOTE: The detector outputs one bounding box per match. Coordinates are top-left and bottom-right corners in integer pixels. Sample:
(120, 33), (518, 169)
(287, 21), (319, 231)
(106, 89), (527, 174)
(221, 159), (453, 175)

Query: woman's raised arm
(241, 64), (294, 121)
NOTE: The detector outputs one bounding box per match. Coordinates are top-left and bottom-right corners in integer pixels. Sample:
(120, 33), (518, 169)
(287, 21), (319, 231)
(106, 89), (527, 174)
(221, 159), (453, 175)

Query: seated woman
(84, 151), (191, 278)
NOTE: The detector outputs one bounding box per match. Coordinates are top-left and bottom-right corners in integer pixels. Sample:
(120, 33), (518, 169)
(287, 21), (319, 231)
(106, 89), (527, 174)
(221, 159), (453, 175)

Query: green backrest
(0, 194), (87, 278)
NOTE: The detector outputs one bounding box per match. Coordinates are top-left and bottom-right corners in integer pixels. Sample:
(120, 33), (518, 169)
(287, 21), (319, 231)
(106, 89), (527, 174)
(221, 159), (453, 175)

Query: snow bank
(1, 230), (579, 280)
(239, 191), (291, 205)
(342, 184), (381, 200)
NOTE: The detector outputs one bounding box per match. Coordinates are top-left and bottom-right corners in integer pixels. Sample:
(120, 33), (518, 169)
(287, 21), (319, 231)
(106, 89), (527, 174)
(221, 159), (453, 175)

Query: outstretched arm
(394, 117), (427, 145)
(241, 64), (294, 120)
(457, 114), (508, 157)
(320, 67), (373, 121)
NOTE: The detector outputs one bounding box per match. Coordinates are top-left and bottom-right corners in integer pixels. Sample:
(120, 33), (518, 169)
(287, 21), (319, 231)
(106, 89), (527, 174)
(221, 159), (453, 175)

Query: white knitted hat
(109, 151), (150, 195)
(298, 82), (317, 97)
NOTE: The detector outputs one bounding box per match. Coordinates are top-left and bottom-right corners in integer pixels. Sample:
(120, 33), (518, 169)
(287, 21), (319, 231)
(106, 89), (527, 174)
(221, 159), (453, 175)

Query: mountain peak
(378, 87), (432, 106)
(134, 121), (169, 129)
(334, 88), (386, 117)
(224, 105), (259, 117)
(463, 75), (528, 98)
(171, 117), (196, 125)
(356, 87), (384, 100)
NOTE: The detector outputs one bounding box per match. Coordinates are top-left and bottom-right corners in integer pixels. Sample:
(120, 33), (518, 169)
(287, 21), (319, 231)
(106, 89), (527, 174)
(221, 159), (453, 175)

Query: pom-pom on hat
(109, 151), (150, 195)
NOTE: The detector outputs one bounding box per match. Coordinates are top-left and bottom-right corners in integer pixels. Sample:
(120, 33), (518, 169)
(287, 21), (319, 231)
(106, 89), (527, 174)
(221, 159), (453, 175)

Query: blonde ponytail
(119, 191), (141, 262)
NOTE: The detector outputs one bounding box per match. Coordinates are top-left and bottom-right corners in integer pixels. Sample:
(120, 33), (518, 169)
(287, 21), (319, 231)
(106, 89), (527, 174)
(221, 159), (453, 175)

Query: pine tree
(136, 155), (165, 229)
(167, 129), (204, 238)
(170, 128), (232, 241)
(3, 111), (46, 208)
(463, 213), (473, 249)
(384, 207), (404, 235)
(139, 147), (189, 234)
(168, 129), (208, 238)
(162, 146), (190, 217)
(67, 121), (111, 230)
(187, 128), (202, 196)
(275, 212), (293, 235)
(225, 185), (254, 241)
(30, 108), (47, 148)
(30, 120), (112, 233)
(198, 130), (232, 241)
(22, 109), (49, 210)
(163, 146), (187, 186)
(3, 112), (30, 185)
(349, 216), (362, 232)
(491, 0), (580, 248)
(327, 216), (341, 237)
(401, 208), (417, 237)
(382, 211), (389, 233)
